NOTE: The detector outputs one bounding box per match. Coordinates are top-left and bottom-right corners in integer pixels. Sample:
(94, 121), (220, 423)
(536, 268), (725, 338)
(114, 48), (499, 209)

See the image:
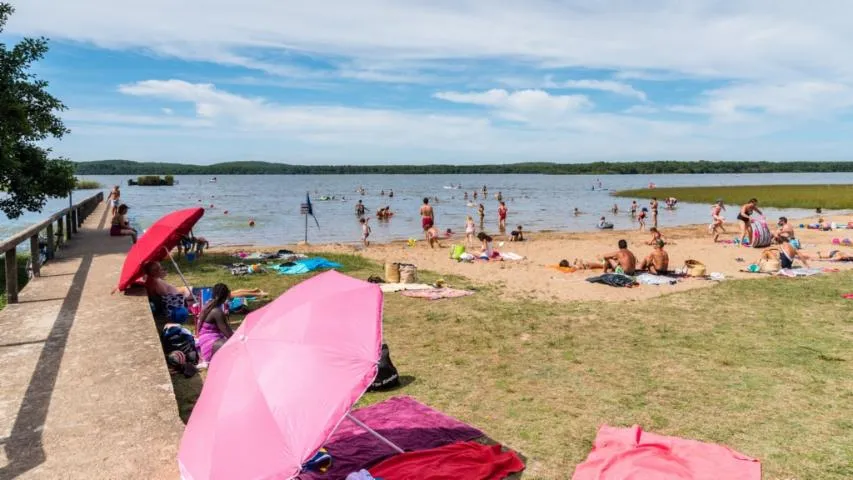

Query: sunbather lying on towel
(817, 250), (853, 261)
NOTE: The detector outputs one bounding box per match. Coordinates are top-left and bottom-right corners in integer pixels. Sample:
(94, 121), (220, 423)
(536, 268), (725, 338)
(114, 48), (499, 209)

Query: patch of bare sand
(215, 215), (853, 302)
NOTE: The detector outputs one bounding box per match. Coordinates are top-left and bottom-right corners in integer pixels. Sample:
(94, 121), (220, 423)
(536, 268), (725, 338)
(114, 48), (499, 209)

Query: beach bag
(399, 264), (418, 284)
(384, 262), (401, 283)
(759, 258), (781, 273)
(450, 244), (466, 260)
(750, 219), (772, 248)
(684, 259), (706, 277)
(368, 343), (400, 391)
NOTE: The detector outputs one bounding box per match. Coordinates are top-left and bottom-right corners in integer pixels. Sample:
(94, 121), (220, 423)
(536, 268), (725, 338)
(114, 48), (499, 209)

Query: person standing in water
(355, 199), (366, 216)
(709, 200), (726, 242)
(630, 200), (638, 217)
(496, 191), (503, 202)
(612, 204), (619, 215)
(638, 207), (647, 231)
(483, 185), (488, 195)
(497, 201), (508, 231)
(478, 203), (485, 228)
(650, 198), (659, 228)
(389, 189), (394, 198)
(420, 197), (435, 245)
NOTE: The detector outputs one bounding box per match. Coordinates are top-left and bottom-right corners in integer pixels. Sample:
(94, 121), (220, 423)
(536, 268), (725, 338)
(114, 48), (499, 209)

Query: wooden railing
(0, 192), (104, 304)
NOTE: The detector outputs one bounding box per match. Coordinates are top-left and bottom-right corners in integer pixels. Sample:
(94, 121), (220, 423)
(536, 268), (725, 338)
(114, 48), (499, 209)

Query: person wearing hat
(773, 216), (796, 246)
(109, 204), (137, 243)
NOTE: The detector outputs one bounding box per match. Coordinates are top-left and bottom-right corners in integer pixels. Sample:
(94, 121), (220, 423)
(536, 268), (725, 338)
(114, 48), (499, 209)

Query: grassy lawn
(170, 252), (853, 479)
(616, 184), (853, 209)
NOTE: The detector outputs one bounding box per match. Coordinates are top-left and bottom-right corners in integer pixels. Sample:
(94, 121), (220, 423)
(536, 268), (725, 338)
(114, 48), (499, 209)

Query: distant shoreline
(74, 159), (853, 176)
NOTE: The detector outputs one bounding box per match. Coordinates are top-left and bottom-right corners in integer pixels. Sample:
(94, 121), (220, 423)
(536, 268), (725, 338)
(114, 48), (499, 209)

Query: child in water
(638, 208), (647, 231)
(360, 218), (371, 247)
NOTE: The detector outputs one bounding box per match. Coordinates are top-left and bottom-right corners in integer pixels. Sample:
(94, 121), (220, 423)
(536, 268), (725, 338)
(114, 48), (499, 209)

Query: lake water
(2, 173), (849, 247)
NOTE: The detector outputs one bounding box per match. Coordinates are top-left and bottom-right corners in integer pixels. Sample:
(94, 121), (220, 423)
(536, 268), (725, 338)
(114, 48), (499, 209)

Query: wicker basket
(684, 259), (706, 277)
(384, 262), (400, 283)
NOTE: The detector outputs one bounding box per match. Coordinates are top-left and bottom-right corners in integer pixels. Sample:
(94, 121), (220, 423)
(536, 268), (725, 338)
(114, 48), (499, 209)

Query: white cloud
(553, 79), (647, 101)
(623, 105), (659, 114)
(434, 89), (591, 124)
(11, 0), (853, 83)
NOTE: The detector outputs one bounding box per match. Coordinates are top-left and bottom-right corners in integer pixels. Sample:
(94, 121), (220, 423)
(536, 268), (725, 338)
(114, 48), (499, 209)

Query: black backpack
(369, 343), (400, 391)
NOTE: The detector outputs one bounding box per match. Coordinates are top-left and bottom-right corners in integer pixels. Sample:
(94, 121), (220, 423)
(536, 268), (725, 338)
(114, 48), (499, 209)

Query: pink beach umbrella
(178, 271), (401, 480)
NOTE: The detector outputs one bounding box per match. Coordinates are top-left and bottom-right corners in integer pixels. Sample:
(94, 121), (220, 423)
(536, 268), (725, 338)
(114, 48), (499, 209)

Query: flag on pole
(306, 192), (320, 228)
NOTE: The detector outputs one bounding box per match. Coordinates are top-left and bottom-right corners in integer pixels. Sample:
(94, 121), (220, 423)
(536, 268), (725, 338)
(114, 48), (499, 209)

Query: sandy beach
(219, 213), (853, 303)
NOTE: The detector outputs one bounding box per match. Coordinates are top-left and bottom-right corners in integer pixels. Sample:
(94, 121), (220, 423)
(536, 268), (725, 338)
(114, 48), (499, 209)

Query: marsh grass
(616, 184), (853, 210)
(169, 251), (853, 479)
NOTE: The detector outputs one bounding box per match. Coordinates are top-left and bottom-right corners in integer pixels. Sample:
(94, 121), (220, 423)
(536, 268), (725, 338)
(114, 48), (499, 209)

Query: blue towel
(276, 257), (342, 275)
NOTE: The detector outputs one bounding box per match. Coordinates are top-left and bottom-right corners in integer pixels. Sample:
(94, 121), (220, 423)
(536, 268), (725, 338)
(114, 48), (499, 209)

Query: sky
(7, 1), (853, 164)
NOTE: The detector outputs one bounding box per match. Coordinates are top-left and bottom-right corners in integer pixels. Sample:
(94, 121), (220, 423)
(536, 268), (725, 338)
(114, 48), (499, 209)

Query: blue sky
(8, 1), (853, 164)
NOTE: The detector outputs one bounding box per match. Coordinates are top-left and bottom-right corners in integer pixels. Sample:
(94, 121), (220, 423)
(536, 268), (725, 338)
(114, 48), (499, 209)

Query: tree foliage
(0, 3), (74, 218)
(76, 159), (853, 176)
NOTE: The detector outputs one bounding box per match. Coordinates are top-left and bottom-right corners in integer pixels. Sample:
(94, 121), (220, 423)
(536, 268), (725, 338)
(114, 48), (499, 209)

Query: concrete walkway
(0, 202), (182, 479)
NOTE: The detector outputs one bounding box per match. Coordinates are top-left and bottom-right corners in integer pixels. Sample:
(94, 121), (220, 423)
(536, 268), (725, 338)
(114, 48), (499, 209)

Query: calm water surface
(2, 173), (849, 247)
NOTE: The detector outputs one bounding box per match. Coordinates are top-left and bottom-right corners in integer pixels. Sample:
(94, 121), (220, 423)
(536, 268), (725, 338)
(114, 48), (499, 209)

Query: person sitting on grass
(197, 283), (234, 363)
(510, 225), (524, 242)
(575, 239), (637, 275)
(144, 261), (192, 312)
(639, 239), (670, 274)
(109, 204), (137, 243)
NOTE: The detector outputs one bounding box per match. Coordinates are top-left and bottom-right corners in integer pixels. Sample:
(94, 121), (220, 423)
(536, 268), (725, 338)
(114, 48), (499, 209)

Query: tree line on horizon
(74, 159), (853, 176)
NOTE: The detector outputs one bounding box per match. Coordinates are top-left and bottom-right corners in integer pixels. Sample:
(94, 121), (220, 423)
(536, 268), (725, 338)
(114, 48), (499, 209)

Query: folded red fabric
(572, 425), (760, 480)
(369, 441), (524, 480)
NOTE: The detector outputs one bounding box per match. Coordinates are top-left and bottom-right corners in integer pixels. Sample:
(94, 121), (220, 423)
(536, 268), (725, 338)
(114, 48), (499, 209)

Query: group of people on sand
(573, 233), (670, 276)
(106, 186), (138, 243)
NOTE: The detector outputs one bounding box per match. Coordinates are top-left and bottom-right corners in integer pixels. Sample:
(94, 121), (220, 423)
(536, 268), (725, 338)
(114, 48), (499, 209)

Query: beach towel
(369, 441), (525, 480)
(635, 273), (678, 285)
(586, 274), (637, 287)
(379, 283), (434, 293)
(299, 396), (483, 480)
(275, 257), (342, 275)
(401, 288), (474, 300)
(550, 265), (577, 273)
(572, 425), (760, 480)
(500, 252), (525, 261)
(776, 268), (823, 277)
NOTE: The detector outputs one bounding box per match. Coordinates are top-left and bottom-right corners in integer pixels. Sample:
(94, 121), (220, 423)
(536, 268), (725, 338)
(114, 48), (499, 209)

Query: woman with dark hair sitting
(197, 283), (233, 362)
(109, 204), (137, 243)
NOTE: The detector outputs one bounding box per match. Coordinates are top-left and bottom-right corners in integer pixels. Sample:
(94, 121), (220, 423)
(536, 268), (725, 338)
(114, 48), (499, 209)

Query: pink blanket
(300, 396), (482, 479)
(572, 425), (760, 480)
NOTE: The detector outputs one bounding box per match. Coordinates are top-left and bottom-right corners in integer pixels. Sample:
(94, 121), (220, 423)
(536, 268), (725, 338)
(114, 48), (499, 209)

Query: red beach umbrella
(116, 207), (204, 292)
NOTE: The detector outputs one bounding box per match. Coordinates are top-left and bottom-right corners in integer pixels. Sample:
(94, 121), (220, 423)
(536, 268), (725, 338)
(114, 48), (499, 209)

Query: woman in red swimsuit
(497, 201), (507, 231)
(420, 197), (434, 244)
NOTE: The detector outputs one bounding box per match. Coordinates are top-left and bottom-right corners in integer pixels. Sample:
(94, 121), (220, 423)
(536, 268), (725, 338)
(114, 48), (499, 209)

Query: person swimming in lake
(573, 207), (581, 216)
(355, 199), (366, 216)
(638, 207), (648, 231)
(420, 197), (434, 244)
(598, 216), (608, 229)
(473, 191), (478, 200)
(496, 191), (503, 202)
(612, 204), (619, 215)
(388, 189), (394, 198)
(464, 191), (469, 201)
(738, 198), (763, 244)
(709, 199), (726, 242)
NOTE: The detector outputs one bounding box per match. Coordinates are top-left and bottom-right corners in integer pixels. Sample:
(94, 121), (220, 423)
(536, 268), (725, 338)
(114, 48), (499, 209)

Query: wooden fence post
(65, 213), (72, 239)
(71, 210), (78, 233)
(5, 247), (18, 304)
(56, 217), (64, 243)
(46, 223), (55, 259)
(29, 234), (40, 277)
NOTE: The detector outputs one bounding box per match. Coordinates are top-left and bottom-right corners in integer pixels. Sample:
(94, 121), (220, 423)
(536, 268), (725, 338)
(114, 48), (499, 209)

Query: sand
(220, 214), (853, 303)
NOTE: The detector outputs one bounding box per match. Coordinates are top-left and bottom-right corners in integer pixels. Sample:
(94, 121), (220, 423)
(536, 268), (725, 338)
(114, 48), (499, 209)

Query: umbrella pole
(164, 247), (198, 305)
(345, 413), (405, 454)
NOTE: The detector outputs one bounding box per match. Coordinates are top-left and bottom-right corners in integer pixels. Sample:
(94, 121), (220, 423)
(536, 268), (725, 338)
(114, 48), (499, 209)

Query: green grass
(169, 252), (853, 479)
(0, 254), (32, 310)
(616, 184), (853, 209)
(74, 179), (103, 190)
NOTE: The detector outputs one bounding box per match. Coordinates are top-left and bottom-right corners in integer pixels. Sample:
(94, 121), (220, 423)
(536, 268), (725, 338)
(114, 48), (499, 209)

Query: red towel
(369, 441), (524, 480)
(572, 425), (760, 480)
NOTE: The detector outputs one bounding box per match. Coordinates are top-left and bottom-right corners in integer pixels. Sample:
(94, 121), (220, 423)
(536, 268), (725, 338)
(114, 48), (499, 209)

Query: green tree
(0, 3), (74, 219)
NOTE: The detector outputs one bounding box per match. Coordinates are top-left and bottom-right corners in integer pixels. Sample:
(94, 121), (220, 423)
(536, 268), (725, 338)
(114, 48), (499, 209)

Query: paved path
(0, 202), (182, 479)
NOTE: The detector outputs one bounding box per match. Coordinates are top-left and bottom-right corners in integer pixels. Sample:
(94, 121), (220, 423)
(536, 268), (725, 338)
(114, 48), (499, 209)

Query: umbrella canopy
(116, 207), (204, 291)
(178, 271), (383, 480)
